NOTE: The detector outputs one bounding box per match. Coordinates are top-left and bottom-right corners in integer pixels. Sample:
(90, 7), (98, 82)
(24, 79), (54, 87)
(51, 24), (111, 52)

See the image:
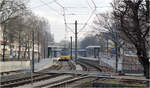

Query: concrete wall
(0, 61), (30, 72)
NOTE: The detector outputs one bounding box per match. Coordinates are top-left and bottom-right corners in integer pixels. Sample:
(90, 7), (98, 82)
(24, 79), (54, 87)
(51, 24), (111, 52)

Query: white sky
(28, 0), (113, 42)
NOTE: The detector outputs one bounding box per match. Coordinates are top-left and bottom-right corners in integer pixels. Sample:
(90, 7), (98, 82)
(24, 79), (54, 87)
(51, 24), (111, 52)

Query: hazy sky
(28, 0), (112, 42)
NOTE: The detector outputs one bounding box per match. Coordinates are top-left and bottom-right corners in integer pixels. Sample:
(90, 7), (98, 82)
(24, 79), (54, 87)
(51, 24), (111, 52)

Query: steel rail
(0, 63), (62, 87)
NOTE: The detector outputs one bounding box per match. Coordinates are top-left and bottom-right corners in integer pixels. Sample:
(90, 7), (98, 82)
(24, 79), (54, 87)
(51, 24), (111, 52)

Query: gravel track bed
(19, 61), (77, 88)
(77, 59), (102, 72)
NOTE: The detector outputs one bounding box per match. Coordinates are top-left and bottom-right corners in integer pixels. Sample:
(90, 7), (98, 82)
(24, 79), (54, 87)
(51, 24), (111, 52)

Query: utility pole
(38, 31), (40, 63)
(44, 32), (46, 59)
(75, 20), (78, 62)
(70, 36), (72, 60)
(32, 31), (34, 72)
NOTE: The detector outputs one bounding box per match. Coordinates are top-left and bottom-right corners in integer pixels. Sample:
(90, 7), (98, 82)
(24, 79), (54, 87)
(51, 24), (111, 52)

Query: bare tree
(0, 0), (53, 61)
(80, 35), (100, 49)
(0, 0), (28, 24)
(112, 0), (150, 81)
(93, 13), (126, 51)
(0, 0), (28, 61)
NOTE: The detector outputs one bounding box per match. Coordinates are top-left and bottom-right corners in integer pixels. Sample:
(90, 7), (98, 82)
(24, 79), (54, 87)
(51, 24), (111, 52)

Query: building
(48, 43), (64, 58)
(0, 25), (39, 60)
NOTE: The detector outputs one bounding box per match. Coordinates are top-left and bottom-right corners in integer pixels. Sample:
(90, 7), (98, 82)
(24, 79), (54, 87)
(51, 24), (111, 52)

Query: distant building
(48, 43), (64, 58)
(0, 25), (39, 60)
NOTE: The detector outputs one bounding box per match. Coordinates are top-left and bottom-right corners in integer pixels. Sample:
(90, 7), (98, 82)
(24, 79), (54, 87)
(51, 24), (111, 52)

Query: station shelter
(72, 49), (86, 57)
(48, 45), (63, 58)
(86, 46), (100, 58)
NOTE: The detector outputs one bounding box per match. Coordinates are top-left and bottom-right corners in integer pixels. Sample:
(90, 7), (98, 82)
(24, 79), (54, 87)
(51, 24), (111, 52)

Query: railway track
(37, 75), (89, 88)
(1, 59), (102, 88)
(34, 59), (102, 88)
(0, 61), (62, 87)
(48, 59), (103, 88)
(20, 61), (76, 87)
(0, 61), (76, 88)
(77, 59), (102, 72)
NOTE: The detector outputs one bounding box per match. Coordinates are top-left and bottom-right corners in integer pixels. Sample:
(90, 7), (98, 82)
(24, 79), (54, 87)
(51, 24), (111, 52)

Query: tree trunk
(137, 47), (150, 86)
(107, 39), (108, 56)
(139, 56), (150, 87)
(18, 31), (21, 60)
(28, 35), (30, 60)
(2, 41), (6, 61)
(24, 43), (27, 60)
(139, 57), (149, 79)
(2, 24), (6, 61)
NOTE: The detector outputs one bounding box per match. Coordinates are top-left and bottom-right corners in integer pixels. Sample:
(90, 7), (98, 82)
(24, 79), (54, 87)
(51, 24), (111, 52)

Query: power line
(30, 0), (58, 9)
(77, 9), (96, 34)
(55, 1), (75, 34)
(91, 0), (97, 8)
(39, 0), (62, 15)
(54, 1), (64, 8)
(65, 7), (89, 9)
(36, 0), (111, 41)
(63, 13), (89, 15)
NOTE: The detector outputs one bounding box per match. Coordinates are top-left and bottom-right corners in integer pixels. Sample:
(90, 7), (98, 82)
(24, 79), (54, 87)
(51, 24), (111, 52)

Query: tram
(59, 48), (70, 61)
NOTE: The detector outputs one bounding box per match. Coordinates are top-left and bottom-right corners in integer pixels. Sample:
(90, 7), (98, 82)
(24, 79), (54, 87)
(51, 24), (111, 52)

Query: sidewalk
(0, 61), (30, 73)
(0, 58), (53, 73)
(34, 58), (53, 71)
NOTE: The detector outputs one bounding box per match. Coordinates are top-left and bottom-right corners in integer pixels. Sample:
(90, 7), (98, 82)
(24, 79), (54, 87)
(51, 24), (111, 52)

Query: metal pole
(32, 31), (34, 72)
(46, 33), (49, 58)
(44, 33), (45, 59)
(75, 20), (78, 62)
(38, 31), (40, 63)
(70, 36), (72, 60)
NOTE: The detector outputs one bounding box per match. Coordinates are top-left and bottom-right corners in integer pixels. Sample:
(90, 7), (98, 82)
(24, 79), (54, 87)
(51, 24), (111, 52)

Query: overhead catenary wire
(77, 8), (96, 34)
(78, 24), (94, 38)
(76, 0), (98, 34)
(54, 0), (64, 8)
(53, 0), (76, 46)
(39, 0), (62, 15)
(87, 0), (93, 9)
(30, 0), (59, 9)
(54, 0), (98, 36)
(77, 0), (98, 37)
(36, 0), (112, 42)
(55, 1), (75, 34)
(91, 0), (97, 8)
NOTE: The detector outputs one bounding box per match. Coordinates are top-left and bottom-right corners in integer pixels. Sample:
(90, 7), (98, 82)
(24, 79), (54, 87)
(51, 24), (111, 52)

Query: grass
(101, 79), (146, 87)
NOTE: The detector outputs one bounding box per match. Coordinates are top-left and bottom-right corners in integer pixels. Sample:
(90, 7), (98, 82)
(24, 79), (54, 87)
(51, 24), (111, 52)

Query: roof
(86, 46), (100, 49)
(48, 45), (63, 48)
(52, 49), (62, 51)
